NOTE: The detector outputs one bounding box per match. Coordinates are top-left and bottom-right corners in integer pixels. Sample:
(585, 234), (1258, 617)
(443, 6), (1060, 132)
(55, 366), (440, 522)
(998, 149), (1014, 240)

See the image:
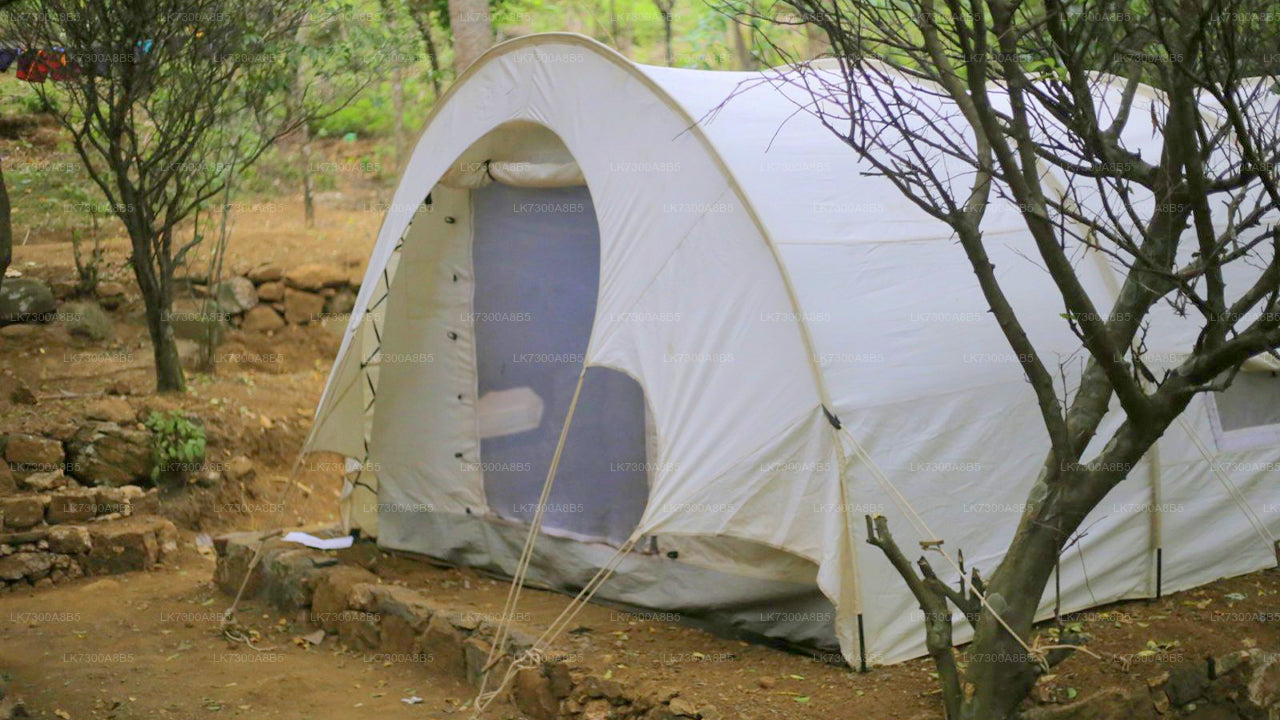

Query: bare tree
(9, 0), (316, 391)
(739, 0), (1280, 716)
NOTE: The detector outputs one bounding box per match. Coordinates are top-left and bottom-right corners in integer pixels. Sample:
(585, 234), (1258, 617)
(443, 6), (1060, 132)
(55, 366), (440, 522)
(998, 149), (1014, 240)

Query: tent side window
(1209, 371), (1280, 450)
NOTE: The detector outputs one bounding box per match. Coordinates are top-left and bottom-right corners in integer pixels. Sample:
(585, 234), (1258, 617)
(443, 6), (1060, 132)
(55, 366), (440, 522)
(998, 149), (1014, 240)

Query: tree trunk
(300, 124), (315, 228)
(661, 5), (674, 65)
(731, 20), (756, 70)
(0, 158), (11, 294)
(408, 5), (444, 96)
(959, 524), (1061, 719)
(447, 0), (493, 73)
(391, 65), (405, 173)
(805, 22), (830, 60)
(129, 233), (185, 393)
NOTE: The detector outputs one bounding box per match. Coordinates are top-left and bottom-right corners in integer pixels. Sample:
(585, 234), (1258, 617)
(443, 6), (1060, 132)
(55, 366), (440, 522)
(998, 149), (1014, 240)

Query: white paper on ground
(282, 531), (354, 550)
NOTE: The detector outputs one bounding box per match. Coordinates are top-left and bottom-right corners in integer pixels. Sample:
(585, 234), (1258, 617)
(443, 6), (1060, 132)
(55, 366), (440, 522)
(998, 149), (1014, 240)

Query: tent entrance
(471, 183), (648, 546)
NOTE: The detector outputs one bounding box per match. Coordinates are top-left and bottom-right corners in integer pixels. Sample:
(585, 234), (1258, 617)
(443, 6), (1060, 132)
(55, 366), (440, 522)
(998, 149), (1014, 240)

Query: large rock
(284, 289), (326, 325)
(256, 281), (284, 302)
(166, 298), (227, 344)
(257, 548), (334, 612)
(0, 464), (15, 495)
(242, 305), (285, 332)
(418, 613), (468, 678)
(85, 516), (174, 574)
(85, 397), (136, 424)
(62, 300), (114, 341)
(1196, 648), (1280, 718)
(514, 666), (562, 720)
(0, 551), (55, 581)
(47, 525), (92, 554)
(5, 433), (65, 475)
(1, 495), (49, 529)
(6, 377), (36, 405)
(66, 422), (153, 487)
(247, 264), (284, 283)
(213, 277), (258, 314)
(285, 263), (347, 291)
(311, 565), (378, 631)
(0, 278), (55, 323)
(47, 488), (99, 524)
(325, 288), (356, 317)
(1021, 687), (1158, 720)
(19, 470), (70, 493)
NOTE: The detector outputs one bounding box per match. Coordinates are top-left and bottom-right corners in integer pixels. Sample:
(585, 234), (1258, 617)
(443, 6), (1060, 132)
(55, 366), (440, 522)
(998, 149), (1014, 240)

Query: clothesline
(0, 40), (156, 83)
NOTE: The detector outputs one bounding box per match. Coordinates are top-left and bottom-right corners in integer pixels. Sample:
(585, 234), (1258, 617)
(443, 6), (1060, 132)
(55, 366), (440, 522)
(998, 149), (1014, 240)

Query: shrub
(146, 410), (206, 485)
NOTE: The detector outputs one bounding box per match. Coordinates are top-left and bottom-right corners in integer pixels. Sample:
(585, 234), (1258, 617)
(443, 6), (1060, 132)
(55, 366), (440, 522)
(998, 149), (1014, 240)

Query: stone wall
(177, 261), (363, 336)
(214, 532), (716, 720)
(1, 424), (178, 591)
(0, 515), (178, 592)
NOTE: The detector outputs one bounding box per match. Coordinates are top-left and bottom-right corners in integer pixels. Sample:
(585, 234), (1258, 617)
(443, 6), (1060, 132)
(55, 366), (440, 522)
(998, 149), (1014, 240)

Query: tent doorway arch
(471, 182), (649, 547)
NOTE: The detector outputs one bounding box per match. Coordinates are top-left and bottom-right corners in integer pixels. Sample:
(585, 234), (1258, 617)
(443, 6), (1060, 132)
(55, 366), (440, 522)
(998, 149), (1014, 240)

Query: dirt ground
(0, 548), (476, 719)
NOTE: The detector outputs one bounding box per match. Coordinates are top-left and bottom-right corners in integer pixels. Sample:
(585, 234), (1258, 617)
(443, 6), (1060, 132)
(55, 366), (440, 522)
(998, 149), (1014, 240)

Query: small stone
(47, 525), (91, 554)
(255, 281), (284, 302)
(284, 289), (326, 325)
(247, 264), (285, 283)
(62, 300), (114, 341)
(8, 378), (37, 405)
(167, 298), (227, 343)
(668, 698), (698, 717)
(0, 551), (54, 581)
(1152, 689), (1171, 714)
(225, 456), (255, 483)
(5, 434), (65, 475)
(0, 323), (40, 338)
(47, 489), (99, 524)
(284, 263), (347, 291)
(325, 288), (356, 317)
(1, 495), (49, 529)
(242, 305), (285, 332)
(21, 470), (70, 493)
(0, 464), (18, 495)
(213, 276), (258, 314)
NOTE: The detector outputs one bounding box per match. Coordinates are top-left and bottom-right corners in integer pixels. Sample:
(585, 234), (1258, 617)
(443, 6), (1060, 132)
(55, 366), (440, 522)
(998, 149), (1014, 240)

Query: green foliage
(312, 74), (436, 138)
(146, 410), (207, 481)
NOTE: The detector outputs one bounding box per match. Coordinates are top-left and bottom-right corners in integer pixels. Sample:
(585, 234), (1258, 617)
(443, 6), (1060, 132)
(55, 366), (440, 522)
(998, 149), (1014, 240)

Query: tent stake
(1155, 548), (1163, 600)
(1053, 557), (1061, 622)
(857, 614), (868, 673)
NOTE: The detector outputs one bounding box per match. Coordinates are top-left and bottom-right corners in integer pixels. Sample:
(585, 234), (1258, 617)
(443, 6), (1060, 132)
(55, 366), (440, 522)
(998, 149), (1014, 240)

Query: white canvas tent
(304, 32), (1280, 667)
